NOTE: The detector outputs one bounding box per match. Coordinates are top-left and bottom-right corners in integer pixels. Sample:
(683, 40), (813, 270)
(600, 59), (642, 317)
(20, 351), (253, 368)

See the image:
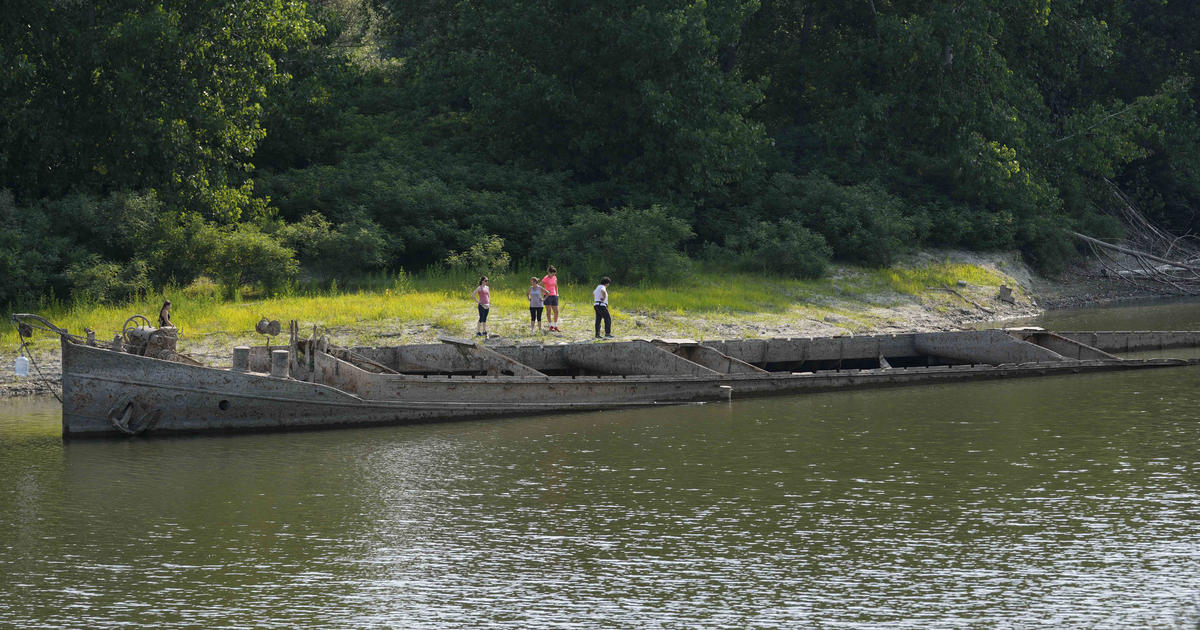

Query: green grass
(867, 262), (1012, 295)
(2, 260), (1021, 349)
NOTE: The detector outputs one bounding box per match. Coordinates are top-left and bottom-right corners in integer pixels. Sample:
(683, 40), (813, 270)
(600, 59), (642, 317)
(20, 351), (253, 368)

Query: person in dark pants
(593, 277), (612, 338)
(527, 276), (545, 335)
(472, 276), (490, 337)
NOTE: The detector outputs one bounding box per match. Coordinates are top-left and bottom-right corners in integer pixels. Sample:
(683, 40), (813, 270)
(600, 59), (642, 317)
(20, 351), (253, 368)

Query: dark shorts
(543, 295), (559, 307)
(530, 306), (543, 322)
(477, 305), (489, 322)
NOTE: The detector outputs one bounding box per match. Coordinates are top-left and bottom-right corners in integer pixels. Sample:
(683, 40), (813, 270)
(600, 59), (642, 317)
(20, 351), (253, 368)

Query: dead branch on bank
(1070, 181), (1200, 295)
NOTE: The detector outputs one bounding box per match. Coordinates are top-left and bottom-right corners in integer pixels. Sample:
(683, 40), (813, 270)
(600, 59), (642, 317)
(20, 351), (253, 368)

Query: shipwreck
(11, 313), (1200, 438)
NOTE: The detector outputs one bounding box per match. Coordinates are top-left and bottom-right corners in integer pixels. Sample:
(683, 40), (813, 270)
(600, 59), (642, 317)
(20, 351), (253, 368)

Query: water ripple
(1, 367), (1199, 628)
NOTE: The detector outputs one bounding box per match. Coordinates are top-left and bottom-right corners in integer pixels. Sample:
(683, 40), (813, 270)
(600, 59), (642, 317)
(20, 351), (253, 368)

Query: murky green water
(3, 303), (1200, 628)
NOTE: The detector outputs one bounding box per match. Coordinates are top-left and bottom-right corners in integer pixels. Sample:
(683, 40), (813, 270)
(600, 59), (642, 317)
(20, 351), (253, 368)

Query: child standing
(472, 276), (490, 337)
(527, 276), (545, 335)
(541, 265), (560, 332)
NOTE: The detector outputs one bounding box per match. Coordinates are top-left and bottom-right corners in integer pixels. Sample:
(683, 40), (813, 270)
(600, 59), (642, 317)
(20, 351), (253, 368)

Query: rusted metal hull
(60, 339), (729, 438)
(718, 357), (1195, 395)
(60, 329), (1200, 438)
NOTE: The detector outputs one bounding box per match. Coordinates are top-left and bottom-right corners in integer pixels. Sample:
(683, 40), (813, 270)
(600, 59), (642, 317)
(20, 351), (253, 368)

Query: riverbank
(0, 251), (1153, 398)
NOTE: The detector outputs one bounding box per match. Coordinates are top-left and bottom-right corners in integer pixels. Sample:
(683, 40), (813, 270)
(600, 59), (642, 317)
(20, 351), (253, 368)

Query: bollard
(232, 346), (251, 372)
(270, 349), (290, 378)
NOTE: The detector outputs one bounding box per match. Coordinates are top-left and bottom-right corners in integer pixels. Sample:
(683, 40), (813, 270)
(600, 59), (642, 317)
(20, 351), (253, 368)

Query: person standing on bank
(472, 276), (490, 338)
(158, 300), (174, 328)
(593, 277), (612, 339)
(541, 266), (561, 332)
(527, 276), (545, 335)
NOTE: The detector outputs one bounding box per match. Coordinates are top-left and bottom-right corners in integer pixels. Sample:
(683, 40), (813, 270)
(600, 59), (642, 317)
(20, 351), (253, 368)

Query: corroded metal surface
(719, 357), (1196, 396)
(913, 329), (1066, 364)
(440, 337), (548, 377)
(58, 327), (1200, 439)
(563, 341), (719, 376)
(652, 340), (768, 375)
(308, 348), (723, 403)
(61, 338), (729, 438)
(1007, 331), (1119, 361)
(1055, 330), (1200, 353)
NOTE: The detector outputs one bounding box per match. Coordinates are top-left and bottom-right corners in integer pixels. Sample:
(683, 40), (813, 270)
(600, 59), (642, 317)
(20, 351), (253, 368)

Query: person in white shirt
(593, 276), (612, 339)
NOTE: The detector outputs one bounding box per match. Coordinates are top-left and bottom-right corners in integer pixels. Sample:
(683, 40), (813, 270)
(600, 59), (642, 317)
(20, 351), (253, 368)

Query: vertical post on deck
(232, 346), (250, 372)
(270, 349), (290, 378)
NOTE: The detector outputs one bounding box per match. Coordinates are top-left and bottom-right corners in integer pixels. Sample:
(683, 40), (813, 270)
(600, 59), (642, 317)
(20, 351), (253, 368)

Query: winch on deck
(118, 315), (179, 359)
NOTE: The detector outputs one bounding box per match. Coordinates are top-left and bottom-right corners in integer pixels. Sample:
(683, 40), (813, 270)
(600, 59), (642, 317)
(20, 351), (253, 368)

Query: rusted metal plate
(914, 330), (1065, 364)
(57, 329), (1200, 439)
(61, 339), (729, 438)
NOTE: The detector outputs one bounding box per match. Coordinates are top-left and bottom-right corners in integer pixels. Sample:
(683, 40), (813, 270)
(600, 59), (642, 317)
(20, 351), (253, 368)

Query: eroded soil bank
(0, 251), (1162, 398)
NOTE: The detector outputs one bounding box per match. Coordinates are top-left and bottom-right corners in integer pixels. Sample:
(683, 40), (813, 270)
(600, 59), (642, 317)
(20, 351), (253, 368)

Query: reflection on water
(3, 306), (1200, 627)
(1015, 295), (1200, 331)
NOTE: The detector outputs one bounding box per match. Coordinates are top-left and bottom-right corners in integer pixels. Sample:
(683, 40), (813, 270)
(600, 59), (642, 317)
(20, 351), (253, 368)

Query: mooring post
(232, 346), (250, 372)
(270, 349), (290, 378)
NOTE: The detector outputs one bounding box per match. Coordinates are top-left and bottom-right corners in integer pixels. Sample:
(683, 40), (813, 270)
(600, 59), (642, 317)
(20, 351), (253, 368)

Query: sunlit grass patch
(853, 262), (1011, 296)
(604, 273), (815, 314)
(1, 260), (1022, 349)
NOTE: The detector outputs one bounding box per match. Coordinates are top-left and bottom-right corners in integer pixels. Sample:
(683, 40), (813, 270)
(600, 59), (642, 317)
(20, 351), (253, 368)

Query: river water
(2, 303), (1199, 628)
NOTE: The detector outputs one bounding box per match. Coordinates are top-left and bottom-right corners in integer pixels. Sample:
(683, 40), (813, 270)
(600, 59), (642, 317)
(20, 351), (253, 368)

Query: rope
(12, 340), (63, 403)
(11, 315), (66, 403)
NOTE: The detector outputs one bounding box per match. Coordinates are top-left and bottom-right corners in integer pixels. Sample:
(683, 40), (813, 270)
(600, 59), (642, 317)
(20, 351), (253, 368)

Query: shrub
(739, 173), (915, 267)
(725, 220), (831, 279)
(277, 212), (395, 276)
(0, 191), (66, 307)
(204, 225), (300, 298)
(138, 211), (219, 288)
(444, 234), (511, 277)
(181, 276), (221, 300)
(275, 212), (334, 261)
(924, 200), (1016, 250)
(65, 256), (152, 305)
(326, 217), (393, 273)
(257, 143), (574, 269)
(532, 204), (693, 282)
(1018, 214), (1081, 275)
(392, 268), (414, 293)
(791, 174), (914, 267)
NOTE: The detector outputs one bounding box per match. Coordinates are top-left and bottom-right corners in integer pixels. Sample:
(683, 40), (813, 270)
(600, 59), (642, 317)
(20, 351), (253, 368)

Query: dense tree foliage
(382, 0), (767, 201)
(2, 0), (1199, 305)
(1, 1), (316, 218)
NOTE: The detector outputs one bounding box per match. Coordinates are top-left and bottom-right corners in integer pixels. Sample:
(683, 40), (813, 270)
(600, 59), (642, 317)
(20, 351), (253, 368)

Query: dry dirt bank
(0, 251), (1158, 399)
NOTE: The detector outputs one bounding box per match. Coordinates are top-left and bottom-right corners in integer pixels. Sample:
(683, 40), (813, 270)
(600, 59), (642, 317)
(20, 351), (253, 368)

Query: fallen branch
(1070, 181), (1200, 296)
(1069, 231), (1200, 274)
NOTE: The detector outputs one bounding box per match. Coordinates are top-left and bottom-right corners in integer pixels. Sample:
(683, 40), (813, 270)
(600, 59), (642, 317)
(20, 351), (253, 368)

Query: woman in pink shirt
(540, 265), (561, 332)
(472, 276), (490, 337)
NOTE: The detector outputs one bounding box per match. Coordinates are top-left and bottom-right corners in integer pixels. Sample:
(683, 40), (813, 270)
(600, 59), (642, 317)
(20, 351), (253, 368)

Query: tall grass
(851, 262), (1012, 297)
(1, 260), (1020, 347)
